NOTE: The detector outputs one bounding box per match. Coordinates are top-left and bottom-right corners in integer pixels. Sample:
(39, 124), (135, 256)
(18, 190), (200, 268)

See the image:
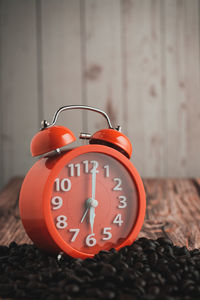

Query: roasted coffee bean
(85, 287), (102, 298)
(104, 282), (116, 290)
(110, 248), (118, 254)
(103, 290), (116, 299)
(65, 284), (80, 294)
(157, 245), (165, 253)
(157, 237), (173, 247)
(148, 285), (160, 295)
(131, 243), (143, 252)
(119, 246), (128, 255)
(118, 293), (133, 300)
(178, 246), (190, 257)
(164, 245), (175, 258)
(0, 245), (8, 256)
(191, 248), (200, 256)
(46, 295), (57, 300)
(9, 241), (18, 248)
(149, 251), (158, 266)
(114, 261), (129, 271)
(100, 263), (117, 277)
(1, 238), (200, 299)
(144, 240), (157, 252)
(134, 261), (144, 270)
(59, 295), (72, 300)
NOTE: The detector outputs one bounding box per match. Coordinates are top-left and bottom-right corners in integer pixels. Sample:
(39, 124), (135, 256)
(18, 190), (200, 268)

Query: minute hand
(91, 170), (96, 200)
(90, 170), (97, 233)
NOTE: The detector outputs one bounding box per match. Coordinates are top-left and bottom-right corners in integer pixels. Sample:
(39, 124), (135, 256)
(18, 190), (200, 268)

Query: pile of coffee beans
(0, 237), (200, 300)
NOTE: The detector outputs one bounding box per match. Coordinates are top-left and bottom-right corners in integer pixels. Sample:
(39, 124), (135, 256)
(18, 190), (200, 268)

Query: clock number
(102, 227), (112, 240)
(83, 160), (99, 173)
(68, 164), (74, 176)
(51, 196), (63, 210)
(103, 165), (109, 177)
(68, 164), (80, 177)
(55, 178), (71, 192)
(113, 213), (123, 226)
(86, 233), (96, 247)
(113, 178), (122, 191)
(83, 160), (89, 173)
(90, 160), (99, 173)
(56, 215), (67, 229)
(69, 229), (80, 242)
(118, 196), (127, 208)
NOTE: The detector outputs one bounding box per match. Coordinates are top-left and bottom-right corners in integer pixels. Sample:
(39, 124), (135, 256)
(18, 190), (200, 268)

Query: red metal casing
(90, 129), (132, 158)
(31, 125), (76, 157)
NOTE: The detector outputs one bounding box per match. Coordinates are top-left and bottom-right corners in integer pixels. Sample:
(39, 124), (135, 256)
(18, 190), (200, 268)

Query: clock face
(50, 152), (139, 255)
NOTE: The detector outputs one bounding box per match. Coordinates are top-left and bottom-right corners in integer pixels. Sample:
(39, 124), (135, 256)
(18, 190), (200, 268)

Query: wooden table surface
(1, 177), (200, 249)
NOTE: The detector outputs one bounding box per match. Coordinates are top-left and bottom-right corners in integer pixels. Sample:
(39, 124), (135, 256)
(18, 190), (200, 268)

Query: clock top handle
(41, 105), (115, 130)
(30, 105), (132, 159)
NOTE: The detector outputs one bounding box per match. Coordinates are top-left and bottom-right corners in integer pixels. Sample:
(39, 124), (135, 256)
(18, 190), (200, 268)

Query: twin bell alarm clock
(19, 105), (146, 259)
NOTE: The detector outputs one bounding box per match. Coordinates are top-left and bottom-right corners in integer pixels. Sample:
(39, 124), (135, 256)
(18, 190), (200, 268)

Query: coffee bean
(1, 238), (200, 299)
(157, 246), (165, 254)
(178, 246), (190, 256)
(164, 245), (175, 257)
(9, 241), (18, 248)
(118, 294), (133, 300)
(114, 261), (129, 271)
(65, 284), (80, 294)
(139, 278), (147, 286)
(167, 273), (178, 284)
(131, 243), (143, 252)
(134, 261), (144, 270)
(104, 282), (116, 290)
(103, 290), (116, 299)
(149, 251), (158, 266)
(191, 248), (200, 256)
(60, 295), (72, 300)
(157, 237), (173, 246)
(144, 240), (157, 252)
(76, 267), (93, 277)
(85, 287), (102, 298)
(46, 295), (57, 300)
(110, 248), (118, 254)
(148, 285), (160, 295)
(119, 246), (128, 255)
(0, 245), (9, 256)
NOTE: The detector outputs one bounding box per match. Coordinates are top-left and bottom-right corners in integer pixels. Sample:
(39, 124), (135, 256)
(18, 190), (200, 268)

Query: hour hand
(80, 198), (98, 224)
(80, 198), (91, 223)
(80, 206), (89, 223)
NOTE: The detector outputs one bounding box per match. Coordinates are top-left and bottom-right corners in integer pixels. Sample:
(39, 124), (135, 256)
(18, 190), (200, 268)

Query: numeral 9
(51, 196), (63, 210)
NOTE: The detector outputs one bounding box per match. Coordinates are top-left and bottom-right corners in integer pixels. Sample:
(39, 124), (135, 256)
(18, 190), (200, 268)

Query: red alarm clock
(19, 105), (146, 259)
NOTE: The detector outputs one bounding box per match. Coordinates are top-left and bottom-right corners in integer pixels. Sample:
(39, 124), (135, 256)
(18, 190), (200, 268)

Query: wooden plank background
(0, 0), (200, 188)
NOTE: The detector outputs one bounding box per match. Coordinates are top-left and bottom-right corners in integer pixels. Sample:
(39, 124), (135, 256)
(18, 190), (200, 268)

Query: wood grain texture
(139, 178), (200, 250)
(0, 0), (38, 187)
(1, 177), (200, 250)
(0, 177), (31, 245)
(83, 0), (123, 133)
(122, 0), (164, 177)
(162, 0), (188, 176)
(41, 0), (83, 138)
(184, 0), (200, 177)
